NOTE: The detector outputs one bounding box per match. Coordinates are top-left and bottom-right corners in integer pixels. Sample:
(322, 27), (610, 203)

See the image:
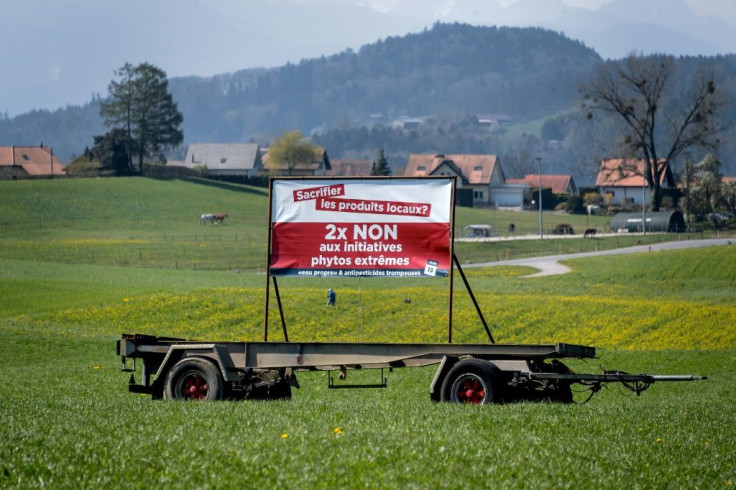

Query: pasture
(1, 178), (735, 488)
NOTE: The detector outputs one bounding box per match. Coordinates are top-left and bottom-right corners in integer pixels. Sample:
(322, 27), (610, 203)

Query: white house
(175, 143), (264, 177)
(596, 158), (671, 206)
(403, 153), (526, 208)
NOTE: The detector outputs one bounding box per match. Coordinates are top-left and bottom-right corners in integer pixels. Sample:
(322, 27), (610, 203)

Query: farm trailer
(117, 334), (704, 404)
(117, 177), (705, 404)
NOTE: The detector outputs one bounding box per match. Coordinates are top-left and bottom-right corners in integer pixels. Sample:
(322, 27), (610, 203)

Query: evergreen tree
(371, 148), (392, 176)
(92, 128), (130, 173)
(100, 62), (183, 173)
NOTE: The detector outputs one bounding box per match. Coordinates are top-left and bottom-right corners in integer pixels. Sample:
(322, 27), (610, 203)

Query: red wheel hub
(180, 374), (208, 400)
(456, 378), (485, 404)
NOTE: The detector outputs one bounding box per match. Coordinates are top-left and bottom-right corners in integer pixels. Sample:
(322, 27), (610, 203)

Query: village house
(595, 158), (672, 206)
(403, 153), (526, 208)
(172, 143), (264, 177)
(506, 174), (578, 195)
(0, 145), (66, 179)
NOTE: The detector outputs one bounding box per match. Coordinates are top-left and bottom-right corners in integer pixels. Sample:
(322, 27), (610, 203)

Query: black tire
(269, 381), (292, 400)
(164, 357), (224, 401)
(552, 382), (573, 403)
(440, 359), (502, 405)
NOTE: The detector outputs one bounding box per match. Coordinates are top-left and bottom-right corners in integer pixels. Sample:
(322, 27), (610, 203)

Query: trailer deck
(118, 333), (704, 404)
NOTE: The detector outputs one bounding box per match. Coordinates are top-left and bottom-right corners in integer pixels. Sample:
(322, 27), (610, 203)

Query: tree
(371, 148), (392, 176)
(92, 128), (130, 173)
(690, 153), (724, 217)
(268, 130), (321, 176)
(581, 54), (726, 210)
(100, 62), (183, 173)
(722, 181), (736, 216)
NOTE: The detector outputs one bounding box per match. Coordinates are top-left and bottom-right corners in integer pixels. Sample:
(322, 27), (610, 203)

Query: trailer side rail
(118, 334), (596, 372)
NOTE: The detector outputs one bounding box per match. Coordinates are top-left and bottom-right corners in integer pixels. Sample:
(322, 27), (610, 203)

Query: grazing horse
(214, 213), (229, 224)
(584, 228), (597, 238)
(200, 213), (215, 225)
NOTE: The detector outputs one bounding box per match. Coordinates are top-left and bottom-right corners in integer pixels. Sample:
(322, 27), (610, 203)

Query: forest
(1, 22), (735, 183)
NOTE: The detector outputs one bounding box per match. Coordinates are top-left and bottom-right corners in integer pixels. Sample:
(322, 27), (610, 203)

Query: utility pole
(642, 172), (646, 235)
(536, 157), (543, 239)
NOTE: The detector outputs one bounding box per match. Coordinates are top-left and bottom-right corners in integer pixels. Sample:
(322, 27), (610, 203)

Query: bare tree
(581, 55), (726, 210)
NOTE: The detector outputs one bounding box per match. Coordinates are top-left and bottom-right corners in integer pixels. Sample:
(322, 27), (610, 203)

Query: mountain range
(1, 15), (735, 182)
(1, 0), (734, 118)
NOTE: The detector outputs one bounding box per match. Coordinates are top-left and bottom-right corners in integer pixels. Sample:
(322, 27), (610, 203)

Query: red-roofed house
(506, 174), (578, 195)
(0, 146), (66, 179)
(327, 159), (374, 177)
(595, 158), (671, 206)
(404, 153), (525, 207)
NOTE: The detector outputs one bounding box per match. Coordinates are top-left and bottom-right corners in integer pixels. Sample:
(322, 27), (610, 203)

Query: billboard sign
(269, 178), (454, 278)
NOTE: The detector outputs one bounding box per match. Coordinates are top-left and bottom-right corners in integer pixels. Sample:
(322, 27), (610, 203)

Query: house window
(220, 158), (227, 164)
(473, 166), (482, 171)
(473, 190), (484, 200)
(417, 165), (426, 171)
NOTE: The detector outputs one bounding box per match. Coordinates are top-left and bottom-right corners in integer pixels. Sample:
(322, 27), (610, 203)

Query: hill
(0, 24), (599, 160)
(1, 23), (735, 181)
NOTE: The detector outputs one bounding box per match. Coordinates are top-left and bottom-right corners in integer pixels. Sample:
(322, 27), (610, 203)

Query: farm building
(610, 211), (686, 233)
(0, 145), (65, 179)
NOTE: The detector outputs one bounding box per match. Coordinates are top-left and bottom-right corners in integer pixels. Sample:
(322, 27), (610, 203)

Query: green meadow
(1, 177), (735, 488)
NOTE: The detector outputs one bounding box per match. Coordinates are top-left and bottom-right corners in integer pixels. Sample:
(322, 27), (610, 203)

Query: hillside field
(1, 177), (735, 488)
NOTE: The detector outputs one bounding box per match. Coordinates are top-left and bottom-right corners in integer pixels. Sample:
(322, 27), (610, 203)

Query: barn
(610, 211), (686, 233)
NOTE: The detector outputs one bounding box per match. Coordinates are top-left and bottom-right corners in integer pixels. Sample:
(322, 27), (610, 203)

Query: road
(463, 238), (734, 277)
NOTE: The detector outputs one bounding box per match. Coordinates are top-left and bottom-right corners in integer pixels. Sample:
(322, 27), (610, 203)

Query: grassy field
(1, 177), (727, 270)
(1, 177), (735, 488)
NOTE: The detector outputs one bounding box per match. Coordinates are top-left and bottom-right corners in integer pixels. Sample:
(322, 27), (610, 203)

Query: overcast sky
(1, 0), (734, 117)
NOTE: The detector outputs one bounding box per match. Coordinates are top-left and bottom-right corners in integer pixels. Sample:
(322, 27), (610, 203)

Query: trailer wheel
(164, 357), (224, 401)
(440, 359), (501, 405)
(270, 381), (292, 400)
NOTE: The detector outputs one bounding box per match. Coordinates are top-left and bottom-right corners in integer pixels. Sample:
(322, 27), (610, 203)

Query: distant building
(507, 174), (578, 195)
(596, 158), (671, 206)
(474, 113), (512, 129)
(0, 145), (66, 179)
(404, 153), (526, 208)
(327, 159), (374, 177)
(174, 143), (264, 177)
